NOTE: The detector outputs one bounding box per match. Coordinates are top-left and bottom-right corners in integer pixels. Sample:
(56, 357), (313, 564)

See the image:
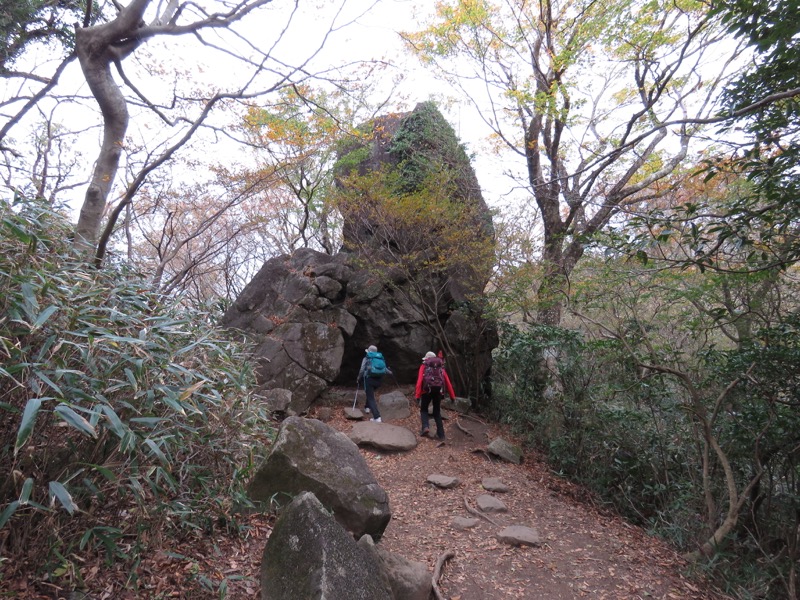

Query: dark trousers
(420, 387), (444, 439)
(363, 376), (382, 418)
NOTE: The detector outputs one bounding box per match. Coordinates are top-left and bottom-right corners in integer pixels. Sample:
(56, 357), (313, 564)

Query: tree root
(432, 550), (455, 600)
(455, 418), (473, 437)
(463, 495), (502, 527)
(459, 412), (487, 425)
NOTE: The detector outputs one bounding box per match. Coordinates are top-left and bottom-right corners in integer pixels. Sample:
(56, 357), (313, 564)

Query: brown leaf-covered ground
(2, 385), (730, 599)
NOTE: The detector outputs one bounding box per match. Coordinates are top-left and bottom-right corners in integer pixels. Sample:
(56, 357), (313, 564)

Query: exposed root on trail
(432, 550), (455, 600)
(463, 495), (502, 527)
(455, 418), (473, 437)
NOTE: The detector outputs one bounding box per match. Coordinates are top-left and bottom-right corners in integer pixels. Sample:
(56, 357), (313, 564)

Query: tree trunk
(72, 0), (149, 256)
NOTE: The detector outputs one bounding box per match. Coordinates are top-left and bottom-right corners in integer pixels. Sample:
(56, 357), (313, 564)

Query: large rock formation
(222, 102), (497, 407)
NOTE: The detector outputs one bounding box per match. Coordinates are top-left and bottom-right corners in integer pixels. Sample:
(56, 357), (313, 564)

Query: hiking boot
(370, 417), (382, 423)
(420, 428), (430, 437)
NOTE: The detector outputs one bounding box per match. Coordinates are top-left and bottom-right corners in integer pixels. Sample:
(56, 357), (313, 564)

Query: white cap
(424, 351), (436, 359)
(366, 345), (378, 353)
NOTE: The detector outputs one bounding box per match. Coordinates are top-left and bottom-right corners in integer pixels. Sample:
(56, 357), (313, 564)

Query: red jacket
(414, 362), (456, 400)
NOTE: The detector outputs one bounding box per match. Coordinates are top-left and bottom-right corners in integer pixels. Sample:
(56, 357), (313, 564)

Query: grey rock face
(349, 421), (418, 452)
(258, 388), (293, 414)
(261, 492), (392, 600)
(247, 417), (391, 540)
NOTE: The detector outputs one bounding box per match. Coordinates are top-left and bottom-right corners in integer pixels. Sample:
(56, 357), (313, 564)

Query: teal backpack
(366, 351), (387, 377)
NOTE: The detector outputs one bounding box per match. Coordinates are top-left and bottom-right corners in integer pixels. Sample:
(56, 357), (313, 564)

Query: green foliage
(0, 196), (274, 588)
(491, 323), (698, 528)
(0, 0), (91, 70)
(387, 101), (475, 196)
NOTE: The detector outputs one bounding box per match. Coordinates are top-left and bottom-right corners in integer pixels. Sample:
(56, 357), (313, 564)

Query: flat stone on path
(487, 437), (523, 464)
(496, 525), (541, 547)
(476, 494), (508, 513)
(344, 407), (364, 420)
(427, 474), (460, 489)
(349, 421), (417, 452)
(452, 517), (480, 530)
(482, 477), (510, 493)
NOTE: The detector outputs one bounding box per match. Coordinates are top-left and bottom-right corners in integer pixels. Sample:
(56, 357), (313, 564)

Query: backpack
(422, 357), (444, 390)
(366, 351), (387, 377)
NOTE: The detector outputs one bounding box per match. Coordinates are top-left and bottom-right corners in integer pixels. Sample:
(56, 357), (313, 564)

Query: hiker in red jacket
(414, 351), (456, 440)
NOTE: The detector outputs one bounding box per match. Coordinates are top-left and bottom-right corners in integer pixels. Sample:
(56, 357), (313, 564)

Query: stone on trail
(427, 474), (460, 489)
(487, 437), (523, 464)
(377, 390), (411, 421)
(247, 416), (391, 540)
(452, 516), (481, 530)
(476, 494), (508, 513)
(481, 477), (510, 493)
(349, 421), (418, 452)
(260, 492), (392, 600)
(496, 525), (541, 547)
(344, 407), (364, 420)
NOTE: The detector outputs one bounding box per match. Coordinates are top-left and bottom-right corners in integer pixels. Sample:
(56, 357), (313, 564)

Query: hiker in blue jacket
(357, 344), (391, 422)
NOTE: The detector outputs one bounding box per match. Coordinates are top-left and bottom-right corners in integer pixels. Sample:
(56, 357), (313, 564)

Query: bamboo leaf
(179, 381), (204, 402)
(49, 481), (78, 514)
(34, 370), (62, 395)
(32, 305), (59, 329)
(3, 218), (32, 243)
(0, 501), (19, 528)
(19, 478), (34, 505)
(54, 404), (97, 438)
(15, 397), (43, 455)
(87, 463), (118, 483)
(161, 393), (186, 416)
(144, 438), (170, 468)
(100, 404), (127, 438)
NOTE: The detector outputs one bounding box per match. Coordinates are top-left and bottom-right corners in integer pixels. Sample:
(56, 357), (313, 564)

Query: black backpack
(422, 357), (444, 390)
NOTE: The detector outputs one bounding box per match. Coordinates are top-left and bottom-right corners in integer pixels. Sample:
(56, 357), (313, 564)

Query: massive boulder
(247, 417), (391, 540)
(221, 102), (498, 406)
(261, 492), (393, 600)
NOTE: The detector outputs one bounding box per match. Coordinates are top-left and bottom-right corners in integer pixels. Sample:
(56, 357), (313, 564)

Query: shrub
(0, 196), (274, 588)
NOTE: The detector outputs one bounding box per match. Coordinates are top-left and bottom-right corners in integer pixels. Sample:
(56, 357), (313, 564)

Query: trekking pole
(352, 380), (360, 410)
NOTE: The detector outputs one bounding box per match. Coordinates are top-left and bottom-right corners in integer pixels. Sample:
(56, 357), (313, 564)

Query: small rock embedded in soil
(452, 517), (481, 530)
(476, 494), (508, 513)
(496, 525), (540, 547)
(481, 477), (510, 493)
(427, 474), (460, 489)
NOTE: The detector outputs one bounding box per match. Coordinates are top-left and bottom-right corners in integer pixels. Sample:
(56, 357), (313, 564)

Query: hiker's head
(423, 351), (436, 360)
(366, 345), (378, 353)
